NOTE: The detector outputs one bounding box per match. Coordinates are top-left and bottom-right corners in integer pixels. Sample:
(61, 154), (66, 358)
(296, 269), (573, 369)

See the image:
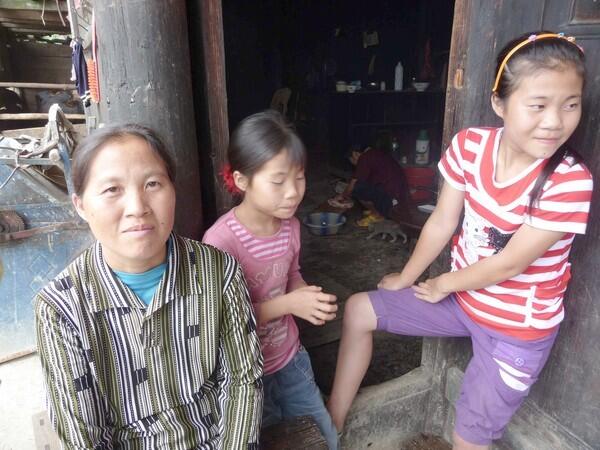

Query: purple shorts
(369, 288), (557, 445)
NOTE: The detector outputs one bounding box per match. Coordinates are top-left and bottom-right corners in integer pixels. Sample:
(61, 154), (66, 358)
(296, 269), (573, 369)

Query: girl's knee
(343, 292), (377, 332)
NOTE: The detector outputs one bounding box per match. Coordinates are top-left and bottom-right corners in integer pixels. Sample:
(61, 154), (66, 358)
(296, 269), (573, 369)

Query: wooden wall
(0, 27), (12, 81)
(8, 41), (71, 84)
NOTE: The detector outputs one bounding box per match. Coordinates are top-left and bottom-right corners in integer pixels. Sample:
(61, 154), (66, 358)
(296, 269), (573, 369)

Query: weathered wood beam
(0, 16), (66, 25)
(0, 82), (75, 89)
(0, 1), (66, 12)
(1, 123), (85, 138)
(198, 0), (231, 216)
(0, 113), (85, 120)
(3, 26), (67, 34)
(0, 9), (65, 21)
(441, 0), (470, 150)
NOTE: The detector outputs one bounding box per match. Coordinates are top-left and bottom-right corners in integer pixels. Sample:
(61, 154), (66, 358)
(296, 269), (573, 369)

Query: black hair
(72, 123), (176, 196)
(228, 110), (306, 185)
(493, 31), (586, 212)
(345, 143), (367, 159)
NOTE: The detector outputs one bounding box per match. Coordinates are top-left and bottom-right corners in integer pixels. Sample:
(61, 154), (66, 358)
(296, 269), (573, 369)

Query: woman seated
(35, 123), (263, 449)
(336, 144), (409, 227)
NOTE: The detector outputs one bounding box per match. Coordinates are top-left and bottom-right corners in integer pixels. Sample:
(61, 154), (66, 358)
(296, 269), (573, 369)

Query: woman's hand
(287, 285), (337, 326)
(377, 272), (412, 291)
(412, 276), (448, 303)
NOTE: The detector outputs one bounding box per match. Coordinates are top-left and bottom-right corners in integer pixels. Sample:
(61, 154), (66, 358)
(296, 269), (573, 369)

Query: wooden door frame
(198, 0), (233, 217)
(442, 0), (471, 150)
(200, 0), (467, 218)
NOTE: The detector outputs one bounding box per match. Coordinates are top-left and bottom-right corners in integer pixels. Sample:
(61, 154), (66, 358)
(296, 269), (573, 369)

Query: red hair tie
(220, 164), (242, 195)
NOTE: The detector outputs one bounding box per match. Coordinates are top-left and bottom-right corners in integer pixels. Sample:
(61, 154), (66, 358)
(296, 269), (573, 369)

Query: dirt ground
(399, 433), (451, 450)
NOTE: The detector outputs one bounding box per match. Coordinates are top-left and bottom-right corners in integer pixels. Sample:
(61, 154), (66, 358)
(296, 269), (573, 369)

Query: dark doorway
(219, 0), (455, 392)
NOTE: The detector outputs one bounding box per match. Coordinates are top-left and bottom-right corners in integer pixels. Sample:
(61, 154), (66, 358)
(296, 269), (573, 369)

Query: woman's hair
(72, 123), (176, 196)
(228, 110), (306, 183)
(493, 31), (586, 213)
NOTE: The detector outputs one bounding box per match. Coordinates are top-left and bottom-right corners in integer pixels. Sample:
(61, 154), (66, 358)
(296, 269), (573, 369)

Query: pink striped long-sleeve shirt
(203, 209), (304, 374)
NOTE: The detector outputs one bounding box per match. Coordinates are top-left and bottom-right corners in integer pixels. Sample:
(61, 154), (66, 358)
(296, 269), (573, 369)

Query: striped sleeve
(526, 160), (593, 234)
(35, 290), (113, 450)
(218, 256), (263, 449)
(438, 130), (467, 191)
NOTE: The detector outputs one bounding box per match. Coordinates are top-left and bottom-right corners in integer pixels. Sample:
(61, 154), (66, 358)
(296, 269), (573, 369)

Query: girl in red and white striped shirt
(328, 32), (593, 450)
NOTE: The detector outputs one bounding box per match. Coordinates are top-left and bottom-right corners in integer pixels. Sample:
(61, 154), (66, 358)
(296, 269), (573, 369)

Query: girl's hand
(412, 276), (448, 303)
(288, 285), (337, 326)
(377, 272), (411, 291)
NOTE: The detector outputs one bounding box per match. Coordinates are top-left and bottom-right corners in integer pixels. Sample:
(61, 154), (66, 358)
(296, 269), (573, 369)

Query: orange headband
(492, 32), (584, 93)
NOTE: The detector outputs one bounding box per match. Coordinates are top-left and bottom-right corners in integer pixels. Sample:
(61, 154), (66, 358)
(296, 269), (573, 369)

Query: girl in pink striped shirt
(203, 110), (339, 449)
(328, 31), (593, 449)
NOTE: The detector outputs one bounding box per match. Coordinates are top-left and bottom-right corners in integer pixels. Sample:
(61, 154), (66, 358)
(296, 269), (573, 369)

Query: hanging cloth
(87, 10), (100, 103)
(71, 41), (91, 106)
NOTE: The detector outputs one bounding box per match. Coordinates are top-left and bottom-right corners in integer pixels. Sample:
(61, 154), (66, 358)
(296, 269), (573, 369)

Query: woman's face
(72, 136), (176, 273)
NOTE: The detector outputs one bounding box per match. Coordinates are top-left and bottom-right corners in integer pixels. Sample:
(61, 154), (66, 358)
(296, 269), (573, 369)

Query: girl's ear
(232, 170), (248, 192)
(491, 93), (505, 119)
(72, 193), (88, 222)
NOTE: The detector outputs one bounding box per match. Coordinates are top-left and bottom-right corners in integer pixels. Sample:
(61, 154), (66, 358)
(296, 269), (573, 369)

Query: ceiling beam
(0, 16), (66, 26)
(0, 7), (67, 23)
(0, 1), (67, 12)
(1, 21), (68, 30)
(6, 27), (67, 34)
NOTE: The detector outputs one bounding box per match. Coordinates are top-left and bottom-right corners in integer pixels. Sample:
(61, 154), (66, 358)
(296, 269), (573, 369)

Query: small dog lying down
(366, 219), (408, 244)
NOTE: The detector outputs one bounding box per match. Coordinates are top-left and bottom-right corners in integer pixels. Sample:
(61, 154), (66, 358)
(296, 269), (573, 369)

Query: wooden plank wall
(0, 27), (12, 81)
(8, 41), (71, 84)
(4, 40), (72, 113)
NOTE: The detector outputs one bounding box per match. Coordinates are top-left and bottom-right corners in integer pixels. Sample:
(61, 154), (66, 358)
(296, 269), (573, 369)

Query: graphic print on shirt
(258, 286), (289, 347)
(463, 207), (514, 260)
(488, 227), (512, 254)
(462, 209), (489, 263)
(246, 262), (289, 290)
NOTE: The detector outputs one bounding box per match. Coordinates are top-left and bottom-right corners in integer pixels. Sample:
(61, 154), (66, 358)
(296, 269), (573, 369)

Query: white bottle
(394, 61), (404, 91)
(415, 129), (430, 165)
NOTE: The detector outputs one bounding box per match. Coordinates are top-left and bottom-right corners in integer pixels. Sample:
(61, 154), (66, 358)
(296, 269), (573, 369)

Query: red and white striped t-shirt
(438, 127), (593, 340)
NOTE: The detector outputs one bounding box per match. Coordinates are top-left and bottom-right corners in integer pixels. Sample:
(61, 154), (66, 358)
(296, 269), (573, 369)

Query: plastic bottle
(415, 129), (430, 165)
(394, 61), (404, 91)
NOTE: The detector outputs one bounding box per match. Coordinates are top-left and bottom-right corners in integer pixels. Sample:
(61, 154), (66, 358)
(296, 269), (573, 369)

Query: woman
(35, 123), (263, 449)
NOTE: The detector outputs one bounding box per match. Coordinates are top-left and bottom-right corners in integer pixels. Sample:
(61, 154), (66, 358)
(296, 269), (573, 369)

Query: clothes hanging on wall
(71, 41), (91, 106)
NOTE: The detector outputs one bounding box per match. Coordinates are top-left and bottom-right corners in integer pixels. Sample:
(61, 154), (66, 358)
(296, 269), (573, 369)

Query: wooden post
(195, 0), (232, 218)
(441, 0), (471, 150)
(94, 0), (203, 239)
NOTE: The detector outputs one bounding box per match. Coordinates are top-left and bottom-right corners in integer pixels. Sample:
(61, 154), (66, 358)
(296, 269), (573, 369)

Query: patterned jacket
(35, 234), (263, 449)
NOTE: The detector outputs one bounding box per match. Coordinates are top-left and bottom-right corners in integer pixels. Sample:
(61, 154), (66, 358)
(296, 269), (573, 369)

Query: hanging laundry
(71, 41), (91, 107)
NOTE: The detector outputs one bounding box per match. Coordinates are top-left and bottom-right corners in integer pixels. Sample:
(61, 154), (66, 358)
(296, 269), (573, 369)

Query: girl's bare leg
(453, 431), (489, 450)
(327, 292), (378, 431)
